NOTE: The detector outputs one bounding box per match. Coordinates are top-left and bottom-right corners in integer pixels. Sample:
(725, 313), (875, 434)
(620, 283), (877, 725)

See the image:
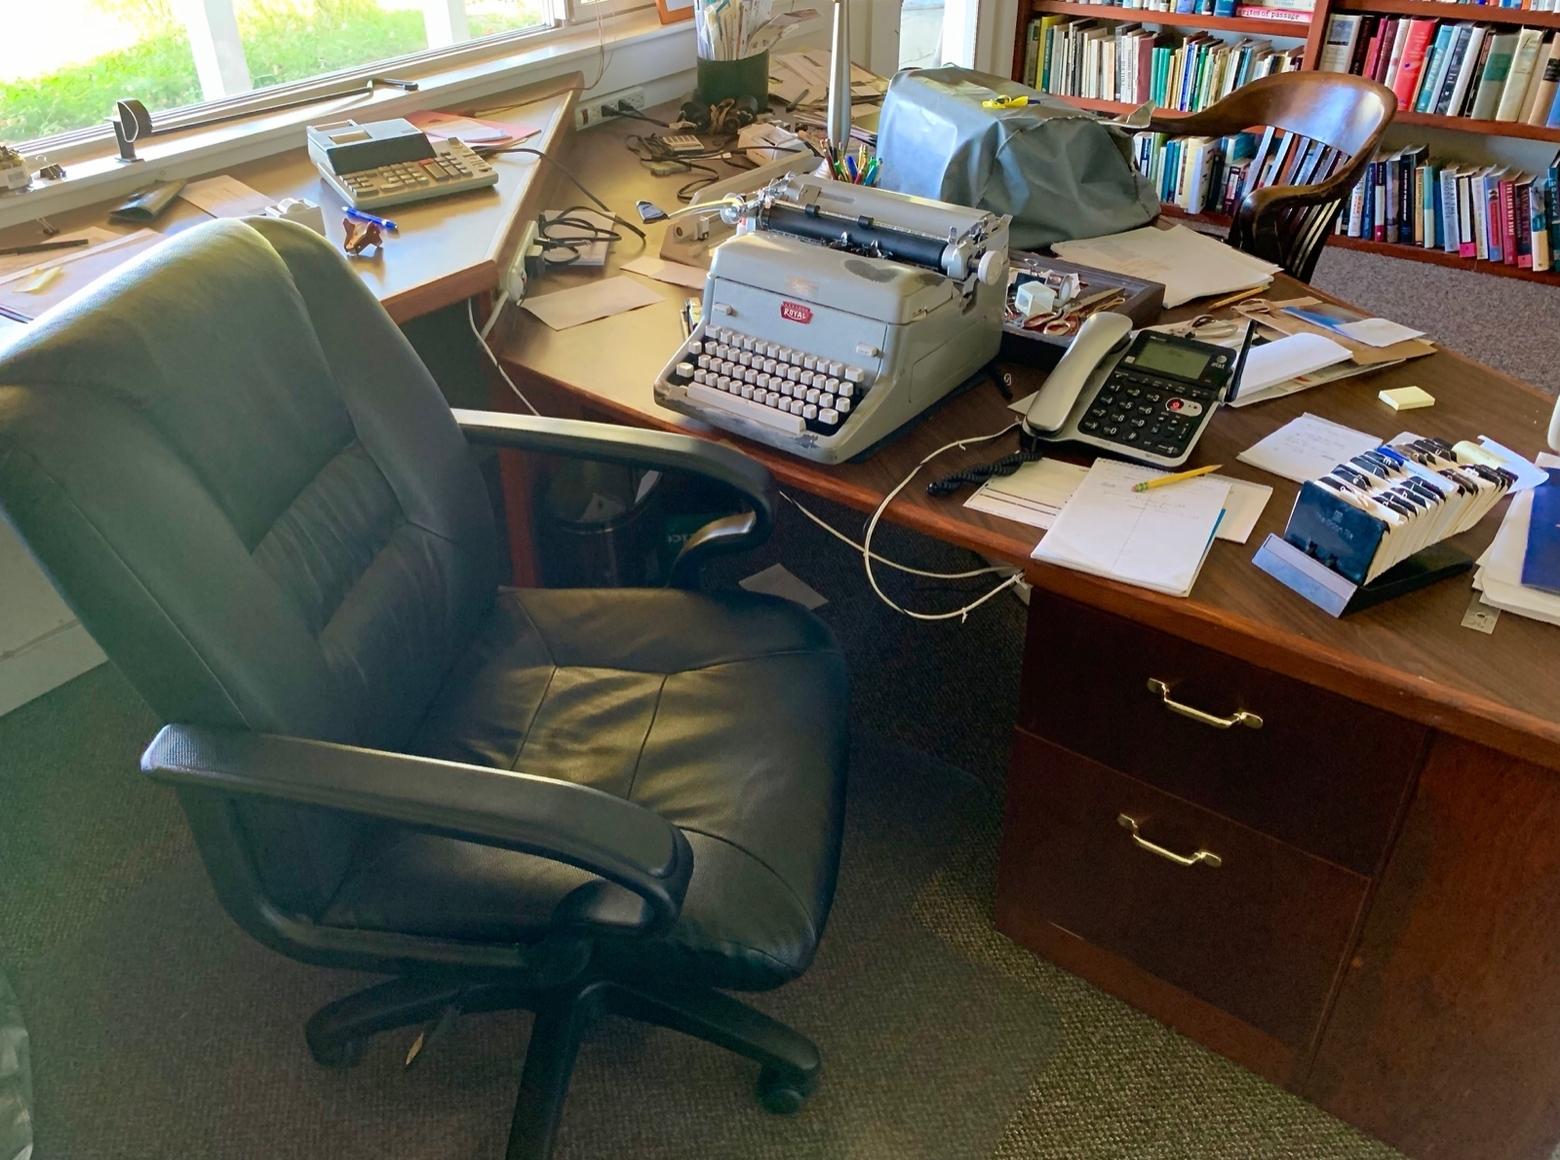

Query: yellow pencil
(1133, 463), (1222, 492)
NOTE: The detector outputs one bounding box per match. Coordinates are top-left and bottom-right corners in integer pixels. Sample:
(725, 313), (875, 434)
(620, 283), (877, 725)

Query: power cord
(781, 424), (1026, 622)
(484, 145), (647, 244)
(467, 294), (538, 416)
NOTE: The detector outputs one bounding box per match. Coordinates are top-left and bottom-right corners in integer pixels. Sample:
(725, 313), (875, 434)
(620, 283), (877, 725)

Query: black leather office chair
(0, 219), (848, 1158)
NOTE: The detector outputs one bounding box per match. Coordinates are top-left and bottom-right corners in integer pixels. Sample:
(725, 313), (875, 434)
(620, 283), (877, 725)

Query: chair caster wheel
(309, 1035), (367, 1069)
(755, 1066), (815, 1114)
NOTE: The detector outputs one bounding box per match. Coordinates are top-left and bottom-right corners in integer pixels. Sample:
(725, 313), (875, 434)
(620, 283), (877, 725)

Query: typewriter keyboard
(665, 325), (874, 437)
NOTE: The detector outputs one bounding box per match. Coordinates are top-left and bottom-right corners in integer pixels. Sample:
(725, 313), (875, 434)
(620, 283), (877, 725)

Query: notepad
(1031, 459), (1228, 597)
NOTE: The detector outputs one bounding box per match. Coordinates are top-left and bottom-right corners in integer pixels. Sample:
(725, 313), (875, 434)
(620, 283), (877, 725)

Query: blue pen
(343, 205), (398, 232)
(844, 154), (858, 183)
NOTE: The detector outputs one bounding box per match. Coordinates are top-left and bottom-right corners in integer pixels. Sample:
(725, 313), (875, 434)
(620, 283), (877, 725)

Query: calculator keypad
(1078, 369), (1214, 459)
(335, 141), (496, 210)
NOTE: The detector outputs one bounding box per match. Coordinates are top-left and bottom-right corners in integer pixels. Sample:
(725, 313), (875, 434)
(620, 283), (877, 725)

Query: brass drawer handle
(1117, 814), (1223, 869)
(1146, 678), (1263, 731)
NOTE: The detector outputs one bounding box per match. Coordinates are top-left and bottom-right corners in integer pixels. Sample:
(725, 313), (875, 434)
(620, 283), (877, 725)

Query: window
(1, 0), (574, 147)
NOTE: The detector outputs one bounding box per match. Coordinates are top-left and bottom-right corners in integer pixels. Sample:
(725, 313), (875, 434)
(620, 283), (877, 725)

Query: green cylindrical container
(696, 49), (769, 107)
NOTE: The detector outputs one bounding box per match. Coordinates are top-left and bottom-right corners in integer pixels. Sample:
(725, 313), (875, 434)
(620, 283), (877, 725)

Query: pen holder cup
(696, 50), (769, 107)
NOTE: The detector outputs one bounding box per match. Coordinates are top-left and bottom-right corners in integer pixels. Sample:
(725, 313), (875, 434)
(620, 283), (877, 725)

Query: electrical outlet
(503, 218), (541, 301)
(575, 87), (648, 130)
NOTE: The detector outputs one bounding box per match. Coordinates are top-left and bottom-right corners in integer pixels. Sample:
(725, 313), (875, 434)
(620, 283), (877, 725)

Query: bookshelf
(1012, 0), (1560, 284)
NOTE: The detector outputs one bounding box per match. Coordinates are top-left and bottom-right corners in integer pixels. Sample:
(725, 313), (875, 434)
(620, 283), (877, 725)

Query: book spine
(1533, 177), (1553, 271)
(1439, 166), (1460, 254)
(1547, 165), (1560, 267)
(1372, 160), (1386, 241)
(1515, 183), (1534, 268)
(1501, 178), (1518, 265)
(1458, 173), (1477, 258)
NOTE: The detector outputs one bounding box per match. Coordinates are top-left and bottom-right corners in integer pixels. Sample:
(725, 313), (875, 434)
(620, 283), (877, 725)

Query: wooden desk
(0, 76), (579, 324)
(495, 113), (1560, 1160)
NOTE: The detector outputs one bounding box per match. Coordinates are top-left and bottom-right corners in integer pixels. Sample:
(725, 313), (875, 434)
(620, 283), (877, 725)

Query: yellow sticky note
(18, 266), (62, 294)
(1379, 385), (1435, 412)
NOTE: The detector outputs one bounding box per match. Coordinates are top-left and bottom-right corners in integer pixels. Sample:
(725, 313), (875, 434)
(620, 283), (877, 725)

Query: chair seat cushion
(319, 587), (849, 990)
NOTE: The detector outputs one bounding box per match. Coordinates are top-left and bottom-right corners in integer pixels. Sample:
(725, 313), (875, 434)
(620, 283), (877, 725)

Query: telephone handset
(1023, 311), (1247, 469)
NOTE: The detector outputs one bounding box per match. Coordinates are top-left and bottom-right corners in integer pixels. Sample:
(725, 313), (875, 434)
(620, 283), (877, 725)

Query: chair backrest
(0, 219), (500, 909)
(1149, 72), (1397, 281)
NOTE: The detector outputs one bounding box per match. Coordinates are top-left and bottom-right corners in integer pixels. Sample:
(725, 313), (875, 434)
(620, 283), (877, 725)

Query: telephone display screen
(1134, 341), (1214, 381)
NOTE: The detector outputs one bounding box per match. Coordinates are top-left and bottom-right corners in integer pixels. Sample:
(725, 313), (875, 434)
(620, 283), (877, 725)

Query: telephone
(1023, 311), (1250, 468)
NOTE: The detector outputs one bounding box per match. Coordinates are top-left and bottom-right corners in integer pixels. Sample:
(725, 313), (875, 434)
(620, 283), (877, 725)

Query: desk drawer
(997, 731), (1368, 1050)
(1020, 593), (1424, 875)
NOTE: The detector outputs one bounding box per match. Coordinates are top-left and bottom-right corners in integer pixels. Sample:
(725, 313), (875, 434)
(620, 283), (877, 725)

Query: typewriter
(653, 174), (1010, 464)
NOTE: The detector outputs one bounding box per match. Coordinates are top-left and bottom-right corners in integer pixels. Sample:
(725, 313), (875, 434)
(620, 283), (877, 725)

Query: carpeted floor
(3, 250), (1552, 1159)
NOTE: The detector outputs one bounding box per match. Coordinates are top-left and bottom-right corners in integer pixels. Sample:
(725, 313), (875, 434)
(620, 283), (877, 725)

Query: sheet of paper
(179, 175), (273, 218)
(521, 275), (663, 331)
(1477, 436), (1550, 492)
(1052, 225), (1278, 308)
(1335, 318), (1425, 347)
(1032, 458), (1229, 597)
(739, 563), (827, 609)
(1236, 413), (1382, 484)
(1239, 332), (1352, 395)
(541, 208), (616, 267)
(623, 254), (708, 290)
(0, 227), (120, 279)
(406, 110), (538, 146)
(965, 459), (1088, 530)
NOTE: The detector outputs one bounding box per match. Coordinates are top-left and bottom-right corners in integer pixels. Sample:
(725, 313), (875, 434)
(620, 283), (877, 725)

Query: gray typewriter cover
(876, 67), (1159, 250)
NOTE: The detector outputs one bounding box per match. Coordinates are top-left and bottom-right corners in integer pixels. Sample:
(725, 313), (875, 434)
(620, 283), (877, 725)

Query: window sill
(0, 10), (694, 232)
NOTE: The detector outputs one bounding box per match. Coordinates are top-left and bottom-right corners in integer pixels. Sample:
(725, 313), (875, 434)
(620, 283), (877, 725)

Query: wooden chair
(1147, 72), (1397, 282)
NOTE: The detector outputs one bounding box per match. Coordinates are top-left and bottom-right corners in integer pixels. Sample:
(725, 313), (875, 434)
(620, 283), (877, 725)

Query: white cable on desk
(782, 424), (1025, 622)
(467, 295), (538, 416)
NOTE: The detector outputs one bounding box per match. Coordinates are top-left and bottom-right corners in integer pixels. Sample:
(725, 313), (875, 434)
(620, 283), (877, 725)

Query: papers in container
(967, 457), (1271, 544)
(1051, 224), (1278, 308)
(1237, 413), (1382, 484)
(1031, 458), (1228, 597)
(1236, 333), (1352, 401)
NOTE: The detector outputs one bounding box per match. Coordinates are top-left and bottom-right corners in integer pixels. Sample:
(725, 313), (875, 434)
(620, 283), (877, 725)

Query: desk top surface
(0, 78), (578, 325)
(498, 111), (1560, 769)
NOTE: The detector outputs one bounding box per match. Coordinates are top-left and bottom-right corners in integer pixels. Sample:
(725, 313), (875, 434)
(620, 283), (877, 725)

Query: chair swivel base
(303, 973), (822, 1159)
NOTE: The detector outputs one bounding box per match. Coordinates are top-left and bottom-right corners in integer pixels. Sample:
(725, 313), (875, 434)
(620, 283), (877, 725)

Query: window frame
(9, 0), (648, 157)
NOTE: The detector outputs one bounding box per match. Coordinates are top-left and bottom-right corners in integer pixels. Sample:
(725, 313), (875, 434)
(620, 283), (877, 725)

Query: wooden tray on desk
(1001, 252), (1164, 364)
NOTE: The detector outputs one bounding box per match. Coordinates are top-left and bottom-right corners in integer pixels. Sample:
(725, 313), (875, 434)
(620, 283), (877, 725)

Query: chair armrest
(1237, 178), (1354, 223)
(141, 724), (693, 935)
(453, 409), (774, 583)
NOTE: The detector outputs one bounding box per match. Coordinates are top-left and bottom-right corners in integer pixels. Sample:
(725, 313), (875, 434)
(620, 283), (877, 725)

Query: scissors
(1028, 288), (1127, 336)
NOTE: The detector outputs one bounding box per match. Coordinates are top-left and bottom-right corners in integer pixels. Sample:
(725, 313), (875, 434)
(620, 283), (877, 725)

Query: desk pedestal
(998, 589), (1560, 1160)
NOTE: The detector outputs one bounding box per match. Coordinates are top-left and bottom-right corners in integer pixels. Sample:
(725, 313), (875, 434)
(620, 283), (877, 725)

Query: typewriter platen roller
(653, 174), (1010, 464)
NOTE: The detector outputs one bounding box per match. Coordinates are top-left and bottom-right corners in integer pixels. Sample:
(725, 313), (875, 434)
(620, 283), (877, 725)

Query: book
(1319, 14), (1364, 72)
(1438, 163), (1463, 255)
(1431, 23), (1474, 115)
(1524, 33), (1560, 125)
(1514, 176), (1535, 268)
(1549, 151), (1560, 266)
(1520, 472), (1560, 595)
(1532, 176), (1552, 271)
(1495, 27), (1544, 121)
(1499, 173), (1520, 265)
(1383, 18), (1413, 89)
(1470, 31), (1518, 121)
(1549, 70), (1560, 127)
(1392, 20), (1440, 108)
(1445, 25), (1487, 118)
(1457, 168), (1477, 258)
(1416, 23), (1456, 114)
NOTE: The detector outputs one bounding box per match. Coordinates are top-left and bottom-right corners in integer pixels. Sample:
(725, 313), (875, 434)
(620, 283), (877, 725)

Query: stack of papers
(1051, 225), (1279, 308)
(1475, 452), (1560, 625)
(1236, 414), (1381, 484)
(1031, 458), (1229, 597)
(966, 457), (1272, 544)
